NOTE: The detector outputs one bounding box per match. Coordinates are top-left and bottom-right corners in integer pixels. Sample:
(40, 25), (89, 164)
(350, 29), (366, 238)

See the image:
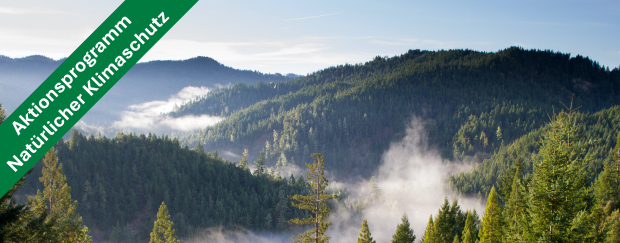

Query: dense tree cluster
(18, 131), (311, 241)
(434, 110), (620, 242)
(173, 47), (620, 177)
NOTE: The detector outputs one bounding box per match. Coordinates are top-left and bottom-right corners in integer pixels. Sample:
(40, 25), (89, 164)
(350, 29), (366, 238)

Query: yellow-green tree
(290, 153), (337, 243)
(479, 187), (503, 243)
(357, 218), (376, 243)
(32, 148), (91, 242)
(150, 202), (180, 243)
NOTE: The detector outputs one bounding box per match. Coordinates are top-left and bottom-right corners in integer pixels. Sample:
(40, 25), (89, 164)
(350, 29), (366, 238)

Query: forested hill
(0, 55), (292, 124)
(171, 47), (620, 178)
(449, 105), (620, 198)
(17, 131), (311, 242)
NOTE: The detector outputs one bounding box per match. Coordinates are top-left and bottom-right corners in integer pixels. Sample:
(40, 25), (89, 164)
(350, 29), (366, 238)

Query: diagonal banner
(0, 0), (198, 197)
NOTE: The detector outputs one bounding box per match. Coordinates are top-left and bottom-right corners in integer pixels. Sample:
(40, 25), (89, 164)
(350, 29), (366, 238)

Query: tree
(391, 213), (416, 243)
(290, 153), (337, 243)
(527, 110), (591, 242)
(595, 133), (620, 207)
(253, 151), (267, 176)
(369, 176), (383, 202)
(479, 187), (503, 243)
(239, 149), (250, 171)
(421, 216), (434, 243)
(34, 147), (91, 242)
(461, 211), (478, 243)
(357, 218), (376, 243)
(150, 202), (180, 243)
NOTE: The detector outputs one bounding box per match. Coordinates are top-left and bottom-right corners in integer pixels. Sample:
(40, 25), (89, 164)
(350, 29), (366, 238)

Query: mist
(185, 118), (483, 242)
(73, 86), (224, 137)
(327, 118), (482, 242)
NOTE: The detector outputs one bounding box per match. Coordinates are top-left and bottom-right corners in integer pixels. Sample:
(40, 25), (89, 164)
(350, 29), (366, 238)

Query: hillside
(17, 131), (311, 242)
(172, 47), (620, 178)
(0, 55), (291, 124)
(449, 105), (620, 198)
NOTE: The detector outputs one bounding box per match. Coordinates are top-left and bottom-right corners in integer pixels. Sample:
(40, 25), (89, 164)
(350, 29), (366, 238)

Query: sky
(0, 0), (619, 75)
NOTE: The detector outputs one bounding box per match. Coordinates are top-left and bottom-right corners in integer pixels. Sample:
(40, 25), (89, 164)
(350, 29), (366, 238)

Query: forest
(1, 47), (620, 242)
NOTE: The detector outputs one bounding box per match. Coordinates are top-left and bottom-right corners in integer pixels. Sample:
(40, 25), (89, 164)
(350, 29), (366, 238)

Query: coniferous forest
(1, 47), (620, 242)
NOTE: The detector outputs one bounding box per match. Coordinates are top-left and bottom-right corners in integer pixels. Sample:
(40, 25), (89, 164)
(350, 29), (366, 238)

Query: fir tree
(527, 110), (591, 242)
(357, 218), (376, 243)
(34, 148), (91, 242)
(150, 202), (180, 243)
(461, 211), (478, 243)
(479, 187), (503, 243)
(239, 149), (250, 171)
(422, 215), (434, 243)
(253, 151), (267, 176)
(369, 176), (383, 202)
(290, 153), (337, 243)
(391, 213), (415, 243)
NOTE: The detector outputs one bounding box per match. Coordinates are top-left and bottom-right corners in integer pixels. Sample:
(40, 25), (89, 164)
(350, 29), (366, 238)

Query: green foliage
(175, 47), (620, 178)
(33, 148), (91, 242)
(450, 106), (620, 198)
(421, 216), (434, 243)
(357, 218), (376, 243)
(19, 131), (309, 240)
(150, 202), (180, 243)
(290, 153), (337, 243)
(479, 187), (503, 243)
(527, 110), (591, 242)
(391, 213), (415, 243)
(461, 211), (479, 243)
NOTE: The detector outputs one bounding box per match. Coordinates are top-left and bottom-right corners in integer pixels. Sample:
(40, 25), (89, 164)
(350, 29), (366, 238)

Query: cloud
(0, 6), (68, 15)
(112, 86), (224, 132)
(142, 38), (370, 74)
(285, 12), (341, 22)
(326, 118), (482, 242)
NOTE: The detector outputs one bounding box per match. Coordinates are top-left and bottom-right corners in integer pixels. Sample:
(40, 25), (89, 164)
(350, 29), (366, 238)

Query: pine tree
(422, 215), (434, 243)
(253, 151), (267, 176)
(150, 202), (180, 243)
(35, 148), (91, 242)
(357, 218), (376, 243)
(391, 213), (416, 243)
(479, 187), (503, 243)
(504, 168), (529, 242)
(369, 176), (383, 202)
(239, 149), (250, 171)
(461, 211), (478, 243)
(594, 133), (620, 207)
(527, 110), (591, 242)
(290, 153), (337, 243)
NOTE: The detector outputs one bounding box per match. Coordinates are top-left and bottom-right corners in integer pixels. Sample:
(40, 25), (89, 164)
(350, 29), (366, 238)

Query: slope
(172, 47), (620, 177)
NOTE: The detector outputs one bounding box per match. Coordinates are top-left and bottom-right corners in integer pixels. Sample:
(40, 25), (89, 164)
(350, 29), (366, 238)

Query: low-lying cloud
(185, 118), (482, 242)
(112, 86), (223, 132)
(327, 118), (481, 242)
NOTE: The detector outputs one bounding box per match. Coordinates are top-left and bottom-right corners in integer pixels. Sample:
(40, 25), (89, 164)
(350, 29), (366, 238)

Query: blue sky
(0, 0), (618, 74)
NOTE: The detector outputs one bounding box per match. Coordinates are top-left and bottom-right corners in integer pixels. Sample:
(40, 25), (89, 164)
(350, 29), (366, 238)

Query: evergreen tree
(391, 213), (415, 243)
(461, 211), (478, 243)
(239, 149), (250, 171)
(422, 216), (434, 243)
(253, 151), (267, 176)
(290, 153), (337, 243)
(34, 148), (91, 242)
(369, 176), (383, 202)
(527, 111), (591, 242)
(504, 168), (529, 242)
(595, 133), (620, 207)
(357, 218), (376, 243)
(150, 202), (180, 243)
(479, 187), (503, 243)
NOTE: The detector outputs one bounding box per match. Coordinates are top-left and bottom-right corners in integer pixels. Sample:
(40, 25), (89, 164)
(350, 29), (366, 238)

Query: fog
(74, 86), (224, 136)
(185, 118), (483, 242)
